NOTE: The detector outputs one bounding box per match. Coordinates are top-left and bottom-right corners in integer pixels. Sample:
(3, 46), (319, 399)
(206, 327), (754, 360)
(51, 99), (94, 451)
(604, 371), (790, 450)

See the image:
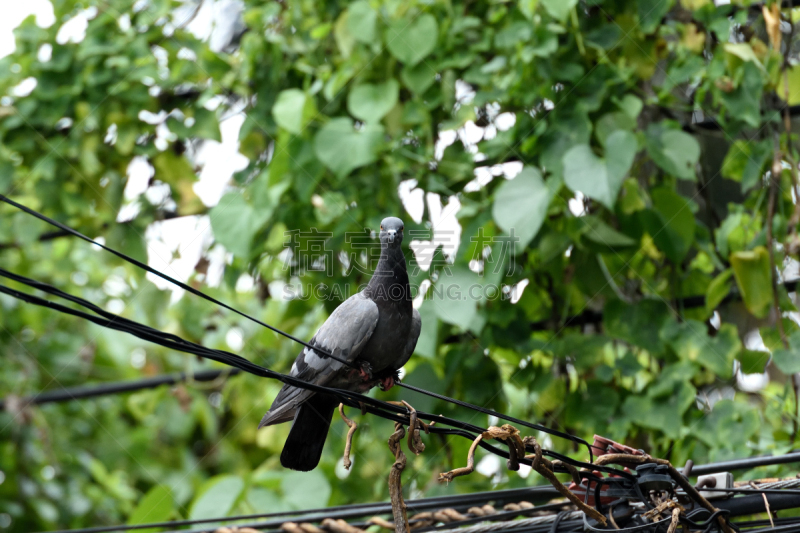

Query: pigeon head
(379, 217), (404, 246)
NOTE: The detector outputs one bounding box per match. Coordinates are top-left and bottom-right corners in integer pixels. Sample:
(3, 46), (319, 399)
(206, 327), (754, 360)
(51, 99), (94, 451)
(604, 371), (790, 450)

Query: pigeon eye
(380, 225), (384, 230)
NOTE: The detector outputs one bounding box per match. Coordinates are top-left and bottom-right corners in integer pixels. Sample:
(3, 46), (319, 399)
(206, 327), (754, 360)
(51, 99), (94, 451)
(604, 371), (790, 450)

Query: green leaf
(719, 62), (764, 128)
(401, 63), (436, 94)
(661, 320), (740, 378)
(152, 151), (197, 187)
(563, 130), (637, 210)
(720, 139), (770, 191)
(128, 486), (173, 530)
(647, 187), (696, 262)
(189, 475), (244, 519)
(540, 0), (578, 22)
(404, 362), (443, 413)
(771, 330), (800, 374)
(333, 11), (355, 57)
(604, 298), (673, 354)
(638, 0), (675, 33)
(314, 118), (384, 177)
(193, 108), (222, 141)
(346, 0), (377, 43)
(540, 110), (592, 175)
(107, 223), (148, 264)
(492, 167), (560, 250)
(431, 267), (483, 332)
(582, 217), (637, 248)
(616, 94), (643, 119)
(705, 269), (733, 314)
(281, 470), (332, 509)
(715, 209), (746, 258)
(273, 89), (317, 135)
(210, 193), (271, 257)
(622, 381), (695, 439)
(779, 64), (800, 105)
(772, 349), (800, 374)
(595, 112), (636, 147)
(645, 126), (700, 180)
(730, 246), (773, 319)
(413, 300), (439, 359)
(737, 349), (770, 374)
(724, 43), (765, 71)
(386, 15), (438, 66)
(700, 399), (759, 449)
(313, 191), (347, 225)
(347, 80), (399, 123)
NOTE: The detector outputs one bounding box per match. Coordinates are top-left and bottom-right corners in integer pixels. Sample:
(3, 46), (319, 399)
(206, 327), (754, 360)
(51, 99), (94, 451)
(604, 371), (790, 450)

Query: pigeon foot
(358, 361), (373, 381)
(379, 376), (395, 391)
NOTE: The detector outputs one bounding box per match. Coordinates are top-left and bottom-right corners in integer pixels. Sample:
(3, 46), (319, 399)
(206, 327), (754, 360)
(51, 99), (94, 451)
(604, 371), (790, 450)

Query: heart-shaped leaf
(401, 63), (435, 94)
(730, 246), (772, 319)
(347, 80), (399, 123)
(772, 330), (800, 374)
(492, 167), (560, 249)
(314, 117), (384, 177)
(540, 0), (578, 22)
(189, 475), (245, 519)
(272, 89), (317, 134)
(645, 126), (700, 180)
(386, 15), (438, 66)
(563, 130), (637, 210)
(128, 486), (173, 526)
(346, 0), (377, 43)
(210, 193), (273, 257)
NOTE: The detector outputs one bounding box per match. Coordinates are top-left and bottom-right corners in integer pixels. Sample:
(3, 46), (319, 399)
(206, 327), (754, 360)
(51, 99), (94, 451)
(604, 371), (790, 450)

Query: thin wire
(689, 487), (800, 496)
(0, 194), (355, 368)
(0, 279), (626, 478)
(0, 368), (238, 409)
(39, 486), (565, 533)
(0, 199), (593, 454)
(397, 381), (592, 457)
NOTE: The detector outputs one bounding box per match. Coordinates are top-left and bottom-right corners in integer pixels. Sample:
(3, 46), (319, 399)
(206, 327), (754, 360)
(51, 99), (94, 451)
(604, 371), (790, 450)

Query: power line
(0, 273), (621, 478)
(41, 487), (565, 533)
(0, 194), (355, 369)
(38, 470), (800, 533)
(685, 451), (800, 477)
(0, 197), (597, 459)
(0, 368), (239, 410)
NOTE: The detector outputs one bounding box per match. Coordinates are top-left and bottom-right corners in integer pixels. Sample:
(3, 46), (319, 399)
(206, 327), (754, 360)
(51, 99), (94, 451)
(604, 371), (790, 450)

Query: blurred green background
(2, 0), (800, 529)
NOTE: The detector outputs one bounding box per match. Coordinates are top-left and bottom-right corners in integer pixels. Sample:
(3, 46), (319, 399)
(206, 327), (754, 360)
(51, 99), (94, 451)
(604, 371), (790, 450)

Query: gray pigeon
(259, 217), (422, 471)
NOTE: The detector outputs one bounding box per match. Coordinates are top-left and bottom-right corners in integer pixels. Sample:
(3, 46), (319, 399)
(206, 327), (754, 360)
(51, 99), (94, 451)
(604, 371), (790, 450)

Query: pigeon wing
(259, 293), (379, 427)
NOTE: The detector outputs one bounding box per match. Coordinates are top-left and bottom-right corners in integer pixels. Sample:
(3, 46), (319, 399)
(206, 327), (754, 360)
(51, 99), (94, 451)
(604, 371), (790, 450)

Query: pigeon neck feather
(365, 244), (410, 303)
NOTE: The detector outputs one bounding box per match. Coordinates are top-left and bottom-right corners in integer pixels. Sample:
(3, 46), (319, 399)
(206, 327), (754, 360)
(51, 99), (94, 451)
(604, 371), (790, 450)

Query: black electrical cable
(745, 524), (800, 533)
(397, 381), (592, 459)
(734, 516), (800, 529)
(685, 452), (800, 476)
(690, 487), (800, 496)
(40, 486), (566, 533)
(0, 197), (594, 456)
(0, 279), (628, 478)
(583, 512), (673, 532)
(550, 510), (571, 533)
(0, 368), (238, 409)
(0, 194), (356, 367)
(412, 502), (574, 533)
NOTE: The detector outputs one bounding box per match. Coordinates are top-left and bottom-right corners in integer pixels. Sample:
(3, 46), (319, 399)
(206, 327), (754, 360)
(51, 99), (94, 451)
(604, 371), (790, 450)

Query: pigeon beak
(387, 230), (396, 243)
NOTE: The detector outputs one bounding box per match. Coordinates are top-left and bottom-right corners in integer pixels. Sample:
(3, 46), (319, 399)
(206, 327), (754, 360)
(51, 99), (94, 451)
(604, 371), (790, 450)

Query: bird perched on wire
(259, 217), (421, 471)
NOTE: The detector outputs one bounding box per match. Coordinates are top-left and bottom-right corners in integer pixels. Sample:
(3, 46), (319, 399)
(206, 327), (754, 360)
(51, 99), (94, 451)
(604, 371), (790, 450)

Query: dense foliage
(3, 0), (800, 529)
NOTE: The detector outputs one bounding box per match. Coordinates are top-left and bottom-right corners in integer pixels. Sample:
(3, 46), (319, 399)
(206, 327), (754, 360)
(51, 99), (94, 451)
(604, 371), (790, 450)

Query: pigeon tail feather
(280, 394), (336, 471)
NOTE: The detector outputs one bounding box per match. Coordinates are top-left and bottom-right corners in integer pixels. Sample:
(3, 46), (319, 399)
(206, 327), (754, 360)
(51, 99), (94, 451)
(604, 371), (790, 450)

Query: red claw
(380, 376), (395, 391)
(359, 367), (371, 381)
